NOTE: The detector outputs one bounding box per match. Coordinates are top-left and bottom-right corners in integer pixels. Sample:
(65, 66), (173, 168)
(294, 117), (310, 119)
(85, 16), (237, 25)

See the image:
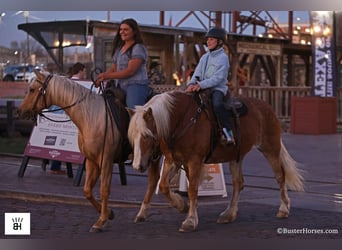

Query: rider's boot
(222, 127), (235, 145)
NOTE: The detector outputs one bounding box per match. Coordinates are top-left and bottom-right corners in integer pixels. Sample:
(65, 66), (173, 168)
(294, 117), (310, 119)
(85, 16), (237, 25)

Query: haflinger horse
(17, 71), (130, 232)
(128, 90), (304, 232)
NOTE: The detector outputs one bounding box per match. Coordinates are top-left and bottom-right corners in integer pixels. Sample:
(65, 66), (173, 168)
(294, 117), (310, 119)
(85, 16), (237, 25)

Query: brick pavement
(1, 197), (341, 239)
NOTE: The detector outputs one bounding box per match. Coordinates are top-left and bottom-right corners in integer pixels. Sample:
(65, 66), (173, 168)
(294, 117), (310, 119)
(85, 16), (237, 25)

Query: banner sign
(175, 163), (227, 197)
(23, 80), (94, 164)
(310, 11), (336, 97)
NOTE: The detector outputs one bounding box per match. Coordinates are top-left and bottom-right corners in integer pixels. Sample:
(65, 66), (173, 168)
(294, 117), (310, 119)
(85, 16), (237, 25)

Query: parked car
(2, 64), (36, 82)
(15, 66), (41, 82)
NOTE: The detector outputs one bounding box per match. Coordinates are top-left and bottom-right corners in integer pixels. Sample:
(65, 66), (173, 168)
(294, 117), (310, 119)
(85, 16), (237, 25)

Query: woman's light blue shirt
(113, 43), (149, 89)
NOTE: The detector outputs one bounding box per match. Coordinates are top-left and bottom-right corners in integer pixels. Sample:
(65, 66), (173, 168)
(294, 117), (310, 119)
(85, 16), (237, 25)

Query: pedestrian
(186, 27), (234, 144)
(67, 62), (86, 80)
(95, 18), (152, 109)
(50, 62), (86, 174)
(148, 61), (166, 85)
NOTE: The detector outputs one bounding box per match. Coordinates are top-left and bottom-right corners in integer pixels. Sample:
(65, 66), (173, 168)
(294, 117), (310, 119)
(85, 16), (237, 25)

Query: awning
(18, 20), (112, 71)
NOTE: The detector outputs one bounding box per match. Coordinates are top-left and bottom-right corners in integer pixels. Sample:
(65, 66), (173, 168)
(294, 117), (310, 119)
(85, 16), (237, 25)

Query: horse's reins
(170, 91), (241, 163)
(89, 68), (111, 170)
(171, 97), (204, 143)
(35, 74), (90, 123)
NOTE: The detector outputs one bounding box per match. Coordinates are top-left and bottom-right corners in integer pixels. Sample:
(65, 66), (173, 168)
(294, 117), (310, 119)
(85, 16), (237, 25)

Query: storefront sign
(237, 42), (281, 56)
(311, 11), (336, 97)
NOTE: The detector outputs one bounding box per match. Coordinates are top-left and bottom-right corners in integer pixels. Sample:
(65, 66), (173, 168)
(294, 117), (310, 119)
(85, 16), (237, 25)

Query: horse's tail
(280, 139), (305, 192)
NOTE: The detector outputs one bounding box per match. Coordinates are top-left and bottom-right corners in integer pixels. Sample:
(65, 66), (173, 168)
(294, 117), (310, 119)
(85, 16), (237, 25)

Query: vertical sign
(310, 11), (336, 97)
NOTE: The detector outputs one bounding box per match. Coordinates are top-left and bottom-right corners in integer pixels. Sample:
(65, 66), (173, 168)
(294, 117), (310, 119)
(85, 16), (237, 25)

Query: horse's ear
(34, 69), (45, 82)
(126, 108), (135, 118)
(143, 107), (153, 122)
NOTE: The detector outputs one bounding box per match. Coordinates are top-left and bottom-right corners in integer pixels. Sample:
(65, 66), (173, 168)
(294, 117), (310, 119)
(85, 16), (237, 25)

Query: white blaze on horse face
(132, 134), (142, 170)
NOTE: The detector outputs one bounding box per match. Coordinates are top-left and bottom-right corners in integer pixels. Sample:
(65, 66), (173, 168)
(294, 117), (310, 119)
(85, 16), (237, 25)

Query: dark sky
(0, 11), (310, 48)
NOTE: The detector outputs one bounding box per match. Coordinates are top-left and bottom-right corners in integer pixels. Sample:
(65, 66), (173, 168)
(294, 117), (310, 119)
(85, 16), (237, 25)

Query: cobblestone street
(0, 133), (341, 240)
(1, 197), (341, 239)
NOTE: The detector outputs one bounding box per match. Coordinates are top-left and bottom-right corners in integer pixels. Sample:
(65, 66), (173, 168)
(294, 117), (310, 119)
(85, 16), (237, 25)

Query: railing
(239, 86), (342, 124)
(150, 84), (342, 125)
(2, 84), (341, 136)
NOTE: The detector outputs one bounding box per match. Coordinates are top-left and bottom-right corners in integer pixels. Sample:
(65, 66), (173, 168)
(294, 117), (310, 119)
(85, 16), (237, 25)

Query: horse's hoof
(89, 226), (103, 233)
(276, 210), (289, 218)
(108, 210), (115, 220)
(217, 212), (237, 224)
(134, 216), (146, 223)
(178, 221), (196, 233)
(178, 225), (196, 233)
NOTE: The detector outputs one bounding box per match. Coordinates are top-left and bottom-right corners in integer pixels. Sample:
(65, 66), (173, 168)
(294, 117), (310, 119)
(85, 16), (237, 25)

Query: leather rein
(34, 74), (90, 123)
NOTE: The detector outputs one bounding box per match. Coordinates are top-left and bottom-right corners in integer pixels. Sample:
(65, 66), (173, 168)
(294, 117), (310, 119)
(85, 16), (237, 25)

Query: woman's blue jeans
(124, 84), (152, 109)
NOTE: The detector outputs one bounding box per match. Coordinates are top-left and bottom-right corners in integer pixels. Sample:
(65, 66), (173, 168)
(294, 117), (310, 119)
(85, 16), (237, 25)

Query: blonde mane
(128, 92), (175, 143)
(47, 74), (103, 121)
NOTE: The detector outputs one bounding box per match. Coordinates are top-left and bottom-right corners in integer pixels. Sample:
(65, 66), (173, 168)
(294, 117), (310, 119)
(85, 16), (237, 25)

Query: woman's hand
(186, 83), (201, 92)
(95, 73), (105, 87)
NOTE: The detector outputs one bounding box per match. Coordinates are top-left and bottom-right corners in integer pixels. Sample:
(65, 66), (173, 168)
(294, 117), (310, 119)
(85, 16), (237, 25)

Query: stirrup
(222, 128), (235, 145)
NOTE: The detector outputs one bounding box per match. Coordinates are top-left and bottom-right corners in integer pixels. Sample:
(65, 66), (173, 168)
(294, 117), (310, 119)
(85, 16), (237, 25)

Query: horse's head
(128, 107), (159, 172)
(17, 70), (53, 120)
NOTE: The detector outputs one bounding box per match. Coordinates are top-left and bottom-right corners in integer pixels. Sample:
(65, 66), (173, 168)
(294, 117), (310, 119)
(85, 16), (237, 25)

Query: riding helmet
(205, 27), (227, 42)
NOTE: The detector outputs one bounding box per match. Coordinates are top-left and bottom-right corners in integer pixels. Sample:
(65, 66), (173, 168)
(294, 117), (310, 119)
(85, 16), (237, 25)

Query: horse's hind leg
(261, 148), (290, 218)
(217, 160), (244, 224)
(134, 158), (161, 223)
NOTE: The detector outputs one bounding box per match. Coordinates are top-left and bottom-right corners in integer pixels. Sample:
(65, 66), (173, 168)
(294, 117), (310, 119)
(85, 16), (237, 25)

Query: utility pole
(24, 11), (30, 65)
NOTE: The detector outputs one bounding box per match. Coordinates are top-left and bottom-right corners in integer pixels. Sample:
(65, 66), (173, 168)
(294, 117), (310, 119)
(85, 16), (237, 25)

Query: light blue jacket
(188, 47), (229, 94)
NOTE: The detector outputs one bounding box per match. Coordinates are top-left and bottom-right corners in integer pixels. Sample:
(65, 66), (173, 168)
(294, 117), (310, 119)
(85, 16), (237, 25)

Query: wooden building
(18, 20), (207, 84)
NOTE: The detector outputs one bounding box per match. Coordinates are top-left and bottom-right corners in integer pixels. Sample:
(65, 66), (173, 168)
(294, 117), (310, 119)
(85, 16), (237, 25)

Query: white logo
(4, 213), (31, 235)
(49, 150), (61, 158)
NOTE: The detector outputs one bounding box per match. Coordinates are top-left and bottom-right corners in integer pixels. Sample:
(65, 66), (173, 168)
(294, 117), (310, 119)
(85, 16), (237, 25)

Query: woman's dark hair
(111, 18), (144, 56)
(68, 62), (85, 77)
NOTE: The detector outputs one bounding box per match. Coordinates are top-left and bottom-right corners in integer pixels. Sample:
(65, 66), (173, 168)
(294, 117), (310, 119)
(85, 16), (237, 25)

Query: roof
(17, 20), (207, 71)
(18, 20), (106, 49)
(18, 20), (207, 49)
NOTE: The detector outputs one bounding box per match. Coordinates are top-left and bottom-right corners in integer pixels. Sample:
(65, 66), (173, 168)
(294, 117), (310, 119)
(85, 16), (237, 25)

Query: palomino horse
(18, 71), (130, 232)
(128, 90), (304, 232)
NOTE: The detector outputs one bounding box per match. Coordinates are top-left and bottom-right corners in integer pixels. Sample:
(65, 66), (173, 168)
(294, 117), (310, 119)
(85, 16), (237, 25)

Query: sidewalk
(0, 133), (341, 239)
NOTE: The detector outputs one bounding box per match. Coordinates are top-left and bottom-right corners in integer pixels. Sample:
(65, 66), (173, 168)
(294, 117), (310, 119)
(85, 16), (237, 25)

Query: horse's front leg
(158, 158), (189, 214)
(178, 160), (203, 232)
(89, 161), (114, 232)
(217, 160), (244, 223)
(134, 157), (161, 223)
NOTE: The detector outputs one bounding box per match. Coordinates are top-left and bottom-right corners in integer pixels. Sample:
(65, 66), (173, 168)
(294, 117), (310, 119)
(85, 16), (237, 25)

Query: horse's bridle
(150, 133), (161, 163)
(32, 74), (53, 113)
(33, 74), (89, 123)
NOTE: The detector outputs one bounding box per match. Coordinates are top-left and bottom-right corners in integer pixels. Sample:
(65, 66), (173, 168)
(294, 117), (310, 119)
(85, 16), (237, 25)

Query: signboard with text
(310, 11), (337, 97)
(237, 42), (281, 56)
(161, 162), (227, 198)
